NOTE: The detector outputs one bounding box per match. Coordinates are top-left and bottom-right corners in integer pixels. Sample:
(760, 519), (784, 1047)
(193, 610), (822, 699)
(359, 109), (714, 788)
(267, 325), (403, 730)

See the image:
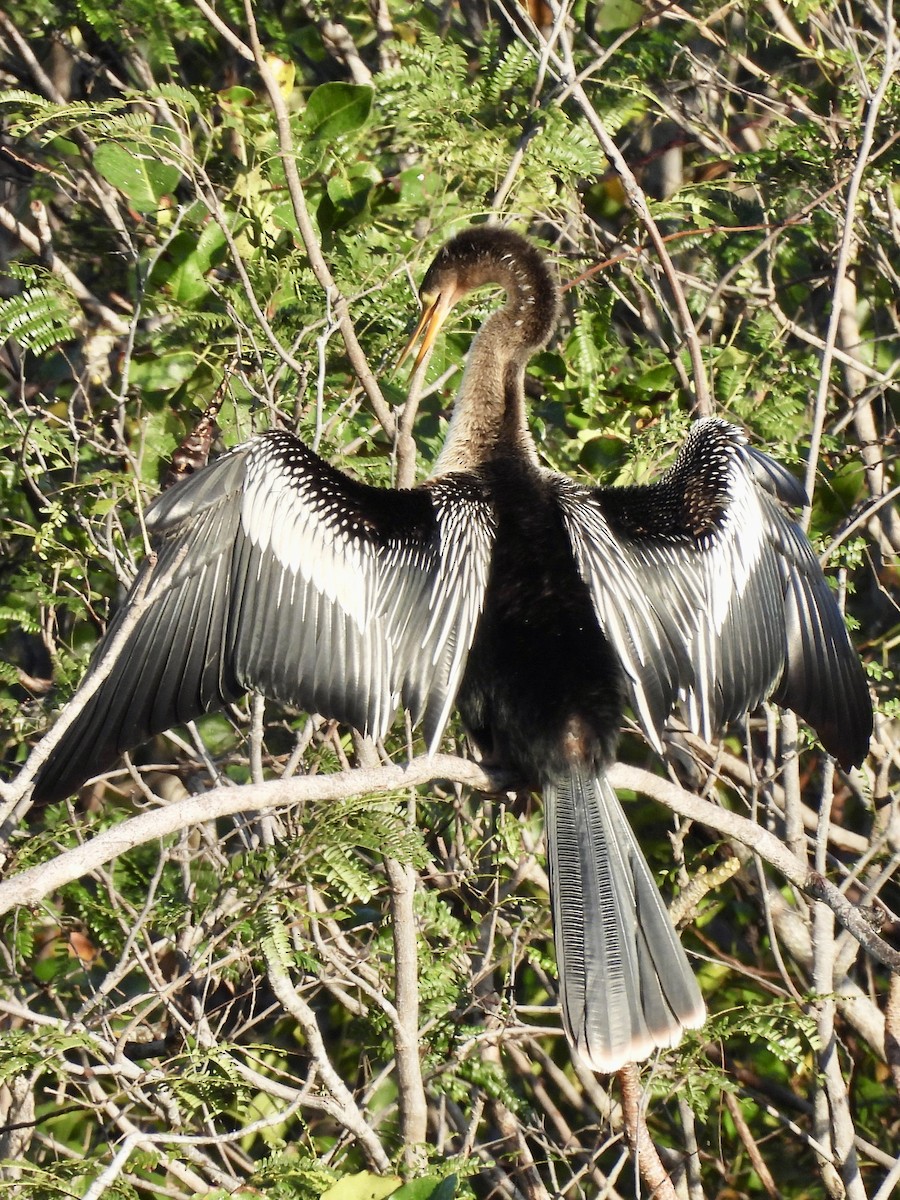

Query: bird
(31, 224), (872, 1073)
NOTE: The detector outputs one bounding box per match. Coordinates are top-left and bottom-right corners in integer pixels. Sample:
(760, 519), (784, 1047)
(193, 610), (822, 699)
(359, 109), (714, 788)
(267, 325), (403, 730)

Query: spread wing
(557, 418), (871, 768)
(33, 430), (496, 803)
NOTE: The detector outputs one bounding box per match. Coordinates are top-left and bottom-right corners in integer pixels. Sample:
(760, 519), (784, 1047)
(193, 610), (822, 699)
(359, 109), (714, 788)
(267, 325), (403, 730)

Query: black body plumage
(32, 225), (872, 1073)
(456, 456), (625, 784)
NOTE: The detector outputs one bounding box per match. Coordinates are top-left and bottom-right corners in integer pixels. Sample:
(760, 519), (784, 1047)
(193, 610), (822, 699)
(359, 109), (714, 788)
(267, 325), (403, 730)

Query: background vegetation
(0, 1), (898, 1197)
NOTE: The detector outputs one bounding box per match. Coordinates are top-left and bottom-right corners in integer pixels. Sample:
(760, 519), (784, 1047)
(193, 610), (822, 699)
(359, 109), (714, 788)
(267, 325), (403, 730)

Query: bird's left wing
(32, 430), (495, 803)
(556, 418), (871, 768)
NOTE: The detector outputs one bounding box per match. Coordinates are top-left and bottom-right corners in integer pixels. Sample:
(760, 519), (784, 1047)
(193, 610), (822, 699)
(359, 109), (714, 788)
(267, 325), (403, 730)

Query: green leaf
(633, 362), (677, 392)
(93, 137), (180, 211)
(270, 199), (301, 234)
(159, 221), (228, 304)
(0, 283), (79, 352)
(217, 85), (256, 110)
(425, 1178), (458, 1200)
(128, 349), (200, 392)
(389, 1174), (458, 1199)
(302, 82), (373, 140)
(320, 1171), (403, 1200)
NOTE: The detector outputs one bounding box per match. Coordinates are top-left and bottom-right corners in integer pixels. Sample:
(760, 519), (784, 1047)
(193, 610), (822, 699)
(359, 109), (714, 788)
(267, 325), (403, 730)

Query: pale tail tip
(573, 1002), (707, 1075)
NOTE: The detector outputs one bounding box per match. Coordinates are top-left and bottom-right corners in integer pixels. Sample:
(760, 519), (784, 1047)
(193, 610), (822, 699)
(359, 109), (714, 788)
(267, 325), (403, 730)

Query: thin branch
(0, 551), (172, 818)
(723, 1091), (779, 1199)
(504, 3), (712, 415)
(0, 202), (129, 334)
(617, 1063), (677, 1200)
(189, 0), (395, 439)
(296, 0), (373, 83)
(354, 733), (428, 1156)
(801, 8), (898, 523)
(564, 87), (712, 416)
(261, 928), (391, 1171)
(193, 175), (309, 378)
(886, 974), (900, 1098)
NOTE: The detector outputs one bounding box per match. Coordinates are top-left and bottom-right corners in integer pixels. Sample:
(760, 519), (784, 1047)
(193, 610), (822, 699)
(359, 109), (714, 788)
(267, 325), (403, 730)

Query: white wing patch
(242, 448), (372, 632)
(678, 461), (769, 739)
(559, 419), (798, 747)
(559, 484), (694, 747)
(236, 434), (495, 748)
(419, 484), (496, 746)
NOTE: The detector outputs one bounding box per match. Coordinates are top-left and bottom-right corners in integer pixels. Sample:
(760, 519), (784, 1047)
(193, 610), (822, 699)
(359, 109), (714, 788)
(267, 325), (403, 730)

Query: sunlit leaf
(303, 82), (374, 140)
(93, 135), (181, 212)
(321, 1171), (403, 1200)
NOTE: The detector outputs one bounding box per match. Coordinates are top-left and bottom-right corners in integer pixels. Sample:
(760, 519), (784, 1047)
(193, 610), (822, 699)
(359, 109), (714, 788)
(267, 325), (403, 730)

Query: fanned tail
(545, 767), (705, 1073)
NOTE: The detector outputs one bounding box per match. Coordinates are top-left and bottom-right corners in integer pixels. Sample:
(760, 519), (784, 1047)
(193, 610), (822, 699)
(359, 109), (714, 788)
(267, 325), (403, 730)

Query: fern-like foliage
(307, 794), (428, 903)
(0, 275), (80, 353)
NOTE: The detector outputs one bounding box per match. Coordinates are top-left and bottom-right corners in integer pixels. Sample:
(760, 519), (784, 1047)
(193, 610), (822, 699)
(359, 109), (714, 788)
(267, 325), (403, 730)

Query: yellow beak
(397, 288), (457, 371)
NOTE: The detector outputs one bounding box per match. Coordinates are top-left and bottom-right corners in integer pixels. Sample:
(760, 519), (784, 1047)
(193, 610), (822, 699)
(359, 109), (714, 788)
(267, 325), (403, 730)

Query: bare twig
(800, 6), (898, 526)
(261, 928), (391, 1170)
(0, 202), (129, 334)
(501, 3), (713, 415)
(723, 1091), (779, 1199)
(296, 0), (373, 83)
(188, 0), (396, 439)
(617, 1063), (677, 1200)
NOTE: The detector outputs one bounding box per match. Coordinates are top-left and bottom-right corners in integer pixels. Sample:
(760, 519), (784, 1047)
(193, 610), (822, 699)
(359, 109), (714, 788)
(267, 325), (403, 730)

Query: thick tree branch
(608, 764), (900, 975)
(0, 757), (496, 915)
(4, 756), (897, 978)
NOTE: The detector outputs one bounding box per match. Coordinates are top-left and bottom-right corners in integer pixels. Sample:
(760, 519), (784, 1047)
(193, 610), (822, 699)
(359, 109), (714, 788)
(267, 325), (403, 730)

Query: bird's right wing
(557, 419), (871, 768)
(32, 430), (496, 803)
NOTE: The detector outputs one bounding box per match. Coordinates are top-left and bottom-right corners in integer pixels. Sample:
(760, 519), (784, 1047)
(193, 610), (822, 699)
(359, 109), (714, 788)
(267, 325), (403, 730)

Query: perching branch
(0, 756), (498, 916)
(4, 756), (897, 978)
(609, 764), (900, 976)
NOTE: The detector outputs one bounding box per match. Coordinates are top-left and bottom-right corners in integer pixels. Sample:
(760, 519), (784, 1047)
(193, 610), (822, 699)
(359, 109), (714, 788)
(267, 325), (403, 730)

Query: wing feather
(33, 430), (496, 803)
(559, 418), (870, 768)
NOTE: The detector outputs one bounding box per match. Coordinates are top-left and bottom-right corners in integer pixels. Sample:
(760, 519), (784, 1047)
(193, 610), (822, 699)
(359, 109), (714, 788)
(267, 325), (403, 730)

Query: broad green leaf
(302, 82), (373, 140)
(161, 222), (228, 304)
(397, 166), (444, 204)
(327, 162), (380, 207)
(321, 1171), (403, 1200)
(633, 362), (676, 392)
(217, 85), (256, 109)
(389, 1174), (458, 1199)
(128, 349), (200, 393)
(93, 138), (180, 212)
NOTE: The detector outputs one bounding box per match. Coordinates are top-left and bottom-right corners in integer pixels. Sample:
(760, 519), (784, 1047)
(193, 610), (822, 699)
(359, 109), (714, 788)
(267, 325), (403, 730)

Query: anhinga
(32, 225), (872, 1074)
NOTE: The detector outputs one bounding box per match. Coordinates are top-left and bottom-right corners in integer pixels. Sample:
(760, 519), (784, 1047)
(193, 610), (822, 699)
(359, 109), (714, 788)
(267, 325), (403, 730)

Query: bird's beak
(397, 289), (456, 371)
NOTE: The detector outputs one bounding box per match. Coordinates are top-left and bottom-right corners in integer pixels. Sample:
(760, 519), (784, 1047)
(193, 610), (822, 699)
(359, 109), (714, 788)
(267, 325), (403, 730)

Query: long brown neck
(433, 312), (538, 473)
(430, 235), (559, 476)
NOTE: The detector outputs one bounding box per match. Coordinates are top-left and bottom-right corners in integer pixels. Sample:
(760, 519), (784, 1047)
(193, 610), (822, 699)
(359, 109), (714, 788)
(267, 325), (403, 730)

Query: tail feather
(545, 768), (705, 1073)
